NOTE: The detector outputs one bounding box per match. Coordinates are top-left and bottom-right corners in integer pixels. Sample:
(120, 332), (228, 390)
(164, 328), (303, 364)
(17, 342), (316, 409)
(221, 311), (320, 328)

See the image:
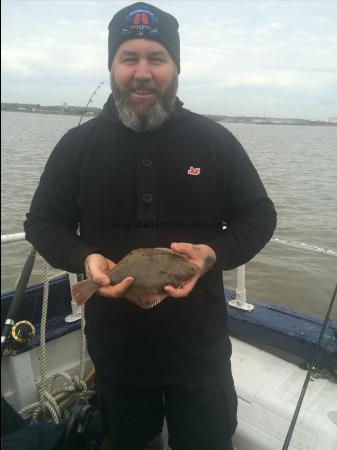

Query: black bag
(1, 397), (103, 450)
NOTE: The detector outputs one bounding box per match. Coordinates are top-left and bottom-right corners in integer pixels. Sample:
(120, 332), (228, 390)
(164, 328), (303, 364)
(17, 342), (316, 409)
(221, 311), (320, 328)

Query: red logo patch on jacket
(187, 166), (201, 176)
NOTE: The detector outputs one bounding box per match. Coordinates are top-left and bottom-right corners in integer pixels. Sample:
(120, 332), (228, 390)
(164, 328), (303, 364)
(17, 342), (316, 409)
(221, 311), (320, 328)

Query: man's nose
(134, 59), (152, 81)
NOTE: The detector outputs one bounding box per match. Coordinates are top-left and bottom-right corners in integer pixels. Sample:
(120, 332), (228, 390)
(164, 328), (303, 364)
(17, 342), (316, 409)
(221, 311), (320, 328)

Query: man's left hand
(164, 242), (216, 298)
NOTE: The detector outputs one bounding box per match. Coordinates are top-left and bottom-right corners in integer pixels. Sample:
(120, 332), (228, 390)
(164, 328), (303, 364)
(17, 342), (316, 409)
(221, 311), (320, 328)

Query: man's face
(110, 39), (178, 131)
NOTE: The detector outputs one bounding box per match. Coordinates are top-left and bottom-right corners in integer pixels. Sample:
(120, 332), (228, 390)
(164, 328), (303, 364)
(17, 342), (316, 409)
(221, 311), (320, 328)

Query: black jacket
(25, 95), (276, 385)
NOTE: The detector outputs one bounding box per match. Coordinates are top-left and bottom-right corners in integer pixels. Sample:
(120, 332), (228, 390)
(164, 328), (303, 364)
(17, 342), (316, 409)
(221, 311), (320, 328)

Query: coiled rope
(19, 260), (93, 423)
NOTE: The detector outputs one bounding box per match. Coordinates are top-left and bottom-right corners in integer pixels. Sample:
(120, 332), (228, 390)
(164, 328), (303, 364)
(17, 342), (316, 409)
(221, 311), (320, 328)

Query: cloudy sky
(2, 0), (337, 120)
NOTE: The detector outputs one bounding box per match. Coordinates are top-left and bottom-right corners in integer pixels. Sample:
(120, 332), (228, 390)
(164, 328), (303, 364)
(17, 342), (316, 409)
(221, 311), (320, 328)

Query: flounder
(72, 248), (199, 309)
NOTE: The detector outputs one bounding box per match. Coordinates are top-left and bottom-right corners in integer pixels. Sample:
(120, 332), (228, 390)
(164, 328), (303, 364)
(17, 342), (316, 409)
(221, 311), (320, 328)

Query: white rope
(33, 260), (50, 422)
(80, 305), (86, 381)
(48, 271), (68, 281)
(19, 260), (93, 423)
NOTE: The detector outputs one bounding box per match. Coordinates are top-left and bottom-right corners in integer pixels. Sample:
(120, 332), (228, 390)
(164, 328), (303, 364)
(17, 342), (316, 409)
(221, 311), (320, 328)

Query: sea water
(1, 111), (337, 320)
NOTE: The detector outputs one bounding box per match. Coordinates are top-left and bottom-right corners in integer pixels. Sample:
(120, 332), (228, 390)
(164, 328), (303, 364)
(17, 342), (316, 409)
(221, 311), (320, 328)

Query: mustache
(127, 82), (159, 93)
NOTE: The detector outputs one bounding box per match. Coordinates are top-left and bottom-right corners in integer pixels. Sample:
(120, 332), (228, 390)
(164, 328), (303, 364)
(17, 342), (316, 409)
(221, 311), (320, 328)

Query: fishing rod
(282, 283), (337, 450)
(1, 248), (36, 358)
(78, 81), (104, 126)
(1, 83), (105, 359)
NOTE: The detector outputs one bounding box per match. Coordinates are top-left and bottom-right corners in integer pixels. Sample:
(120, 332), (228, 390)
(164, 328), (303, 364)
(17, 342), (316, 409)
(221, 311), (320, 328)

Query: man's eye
(123, 58), (137, 63)
(150, 58), (164, 64)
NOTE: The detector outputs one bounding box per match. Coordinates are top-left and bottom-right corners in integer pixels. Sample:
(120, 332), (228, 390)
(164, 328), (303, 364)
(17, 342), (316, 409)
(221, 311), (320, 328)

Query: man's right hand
(84, 253), (134, 298)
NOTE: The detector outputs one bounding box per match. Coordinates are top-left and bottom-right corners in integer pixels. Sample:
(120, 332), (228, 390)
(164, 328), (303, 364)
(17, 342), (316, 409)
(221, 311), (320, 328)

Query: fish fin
(129, 293), (168, 309)
(72, 279), (100, 306)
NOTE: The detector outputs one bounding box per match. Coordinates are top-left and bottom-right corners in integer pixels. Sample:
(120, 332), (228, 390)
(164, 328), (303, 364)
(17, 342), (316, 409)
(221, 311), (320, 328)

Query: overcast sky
(2, 0), (337, 120)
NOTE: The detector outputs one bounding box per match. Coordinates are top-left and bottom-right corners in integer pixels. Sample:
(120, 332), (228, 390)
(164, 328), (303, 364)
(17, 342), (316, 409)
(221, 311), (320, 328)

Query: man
(24, 3), (277, 450)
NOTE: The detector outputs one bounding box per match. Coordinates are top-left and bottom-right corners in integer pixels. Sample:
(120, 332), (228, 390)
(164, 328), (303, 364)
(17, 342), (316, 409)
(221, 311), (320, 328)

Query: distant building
(328, 117), (337, 123)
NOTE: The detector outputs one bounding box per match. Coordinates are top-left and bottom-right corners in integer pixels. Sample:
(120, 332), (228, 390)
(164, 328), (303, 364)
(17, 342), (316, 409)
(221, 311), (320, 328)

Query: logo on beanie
(122, 8), (159, 37)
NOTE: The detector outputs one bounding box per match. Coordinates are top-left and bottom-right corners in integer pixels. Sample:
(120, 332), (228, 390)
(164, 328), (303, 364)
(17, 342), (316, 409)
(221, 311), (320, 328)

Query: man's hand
(84, 253), (133, 298)
(164, 243), (216, 298)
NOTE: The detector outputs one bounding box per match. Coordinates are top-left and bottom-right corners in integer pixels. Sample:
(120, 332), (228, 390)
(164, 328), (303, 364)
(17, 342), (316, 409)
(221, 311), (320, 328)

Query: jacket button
(142, 193), (154, 203)
(141, 158), (152, 168)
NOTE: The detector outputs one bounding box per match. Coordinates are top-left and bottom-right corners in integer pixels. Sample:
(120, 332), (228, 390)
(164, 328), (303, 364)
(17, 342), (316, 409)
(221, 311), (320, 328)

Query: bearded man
(24, 3), (277, 450)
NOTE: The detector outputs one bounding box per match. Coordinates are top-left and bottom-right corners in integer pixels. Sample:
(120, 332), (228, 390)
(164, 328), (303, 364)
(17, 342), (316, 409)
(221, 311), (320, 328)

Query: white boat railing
(229, 238), (337, 311)
(1, 232), (81, 322)
(271, 237), (337, 257)
(1, 232), (26, 244)
(1, 232), (337, 313)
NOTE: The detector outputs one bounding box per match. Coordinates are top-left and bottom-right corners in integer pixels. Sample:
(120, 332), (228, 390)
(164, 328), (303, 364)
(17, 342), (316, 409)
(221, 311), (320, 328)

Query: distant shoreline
(2, 103), (336, 127)
(3, 109), (95, 117)
(1, 102), (100, 119)
(204, 115), (337, 127)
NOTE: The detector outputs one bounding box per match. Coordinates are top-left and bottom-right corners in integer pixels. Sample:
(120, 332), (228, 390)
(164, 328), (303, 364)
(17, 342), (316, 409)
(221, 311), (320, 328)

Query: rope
(80, 305), (86, 381)
(48, 271), (68, 281)
(33, 260), (49, 422)
(19, 260), (93, 423)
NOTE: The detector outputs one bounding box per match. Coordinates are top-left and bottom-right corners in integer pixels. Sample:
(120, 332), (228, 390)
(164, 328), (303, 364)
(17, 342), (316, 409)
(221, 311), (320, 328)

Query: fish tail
(72, 279), (100, 306)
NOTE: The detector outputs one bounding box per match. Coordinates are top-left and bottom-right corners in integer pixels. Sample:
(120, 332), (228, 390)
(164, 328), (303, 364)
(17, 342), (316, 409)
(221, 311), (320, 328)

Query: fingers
(164, 277), (198, 298)
(84, 254), (134, 300)
(98, 277), (134, 298)
(170, 242), (194, 258)
(164, 285), (186, 298)
(170, 243), (216, 277)
(91, 272), (110, 287)
(170, 242), (207, 263)
(84, 253), (115, 287)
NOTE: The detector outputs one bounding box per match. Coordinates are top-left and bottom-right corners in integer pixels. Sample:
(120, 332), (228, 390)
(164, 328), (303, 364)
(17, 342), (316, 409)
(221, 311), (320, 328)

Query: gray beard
(110, 74), (178, 132)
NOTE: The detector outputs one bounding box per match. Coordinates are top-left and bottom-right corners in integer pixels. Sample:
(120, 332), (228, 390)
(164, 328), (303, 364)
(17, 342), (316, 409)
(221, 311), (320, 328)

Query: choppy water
(1, 111), (337, 321)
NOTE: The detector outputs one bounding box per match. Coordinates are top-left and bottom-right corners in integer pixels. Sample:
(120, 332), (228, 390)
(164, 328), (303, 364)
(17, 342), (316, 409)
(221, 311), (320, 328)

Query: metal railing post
(228, 265), (254, 311)
(65, 273), (81, 323)
(2, 232), (336, 316)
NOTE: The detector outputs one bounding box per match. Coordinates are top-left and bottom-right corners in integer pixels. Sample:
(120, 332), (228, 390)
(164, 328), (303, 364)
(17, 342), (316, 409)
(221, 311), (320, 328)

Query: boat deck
(96, 335), (337, 450)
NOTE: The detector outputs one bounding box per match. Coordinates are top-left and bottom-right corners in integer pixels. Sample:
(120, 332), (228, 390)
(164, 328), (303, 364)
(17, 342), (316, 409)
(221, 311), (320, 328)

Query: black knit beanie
(108, 2), (180, 73)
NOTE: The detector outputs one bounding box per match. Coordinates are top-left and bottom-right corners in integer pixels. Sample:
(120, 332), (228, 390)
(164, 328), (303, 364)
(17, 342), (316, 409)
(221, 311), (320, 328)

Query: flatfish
(72, 248), (199, 308)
